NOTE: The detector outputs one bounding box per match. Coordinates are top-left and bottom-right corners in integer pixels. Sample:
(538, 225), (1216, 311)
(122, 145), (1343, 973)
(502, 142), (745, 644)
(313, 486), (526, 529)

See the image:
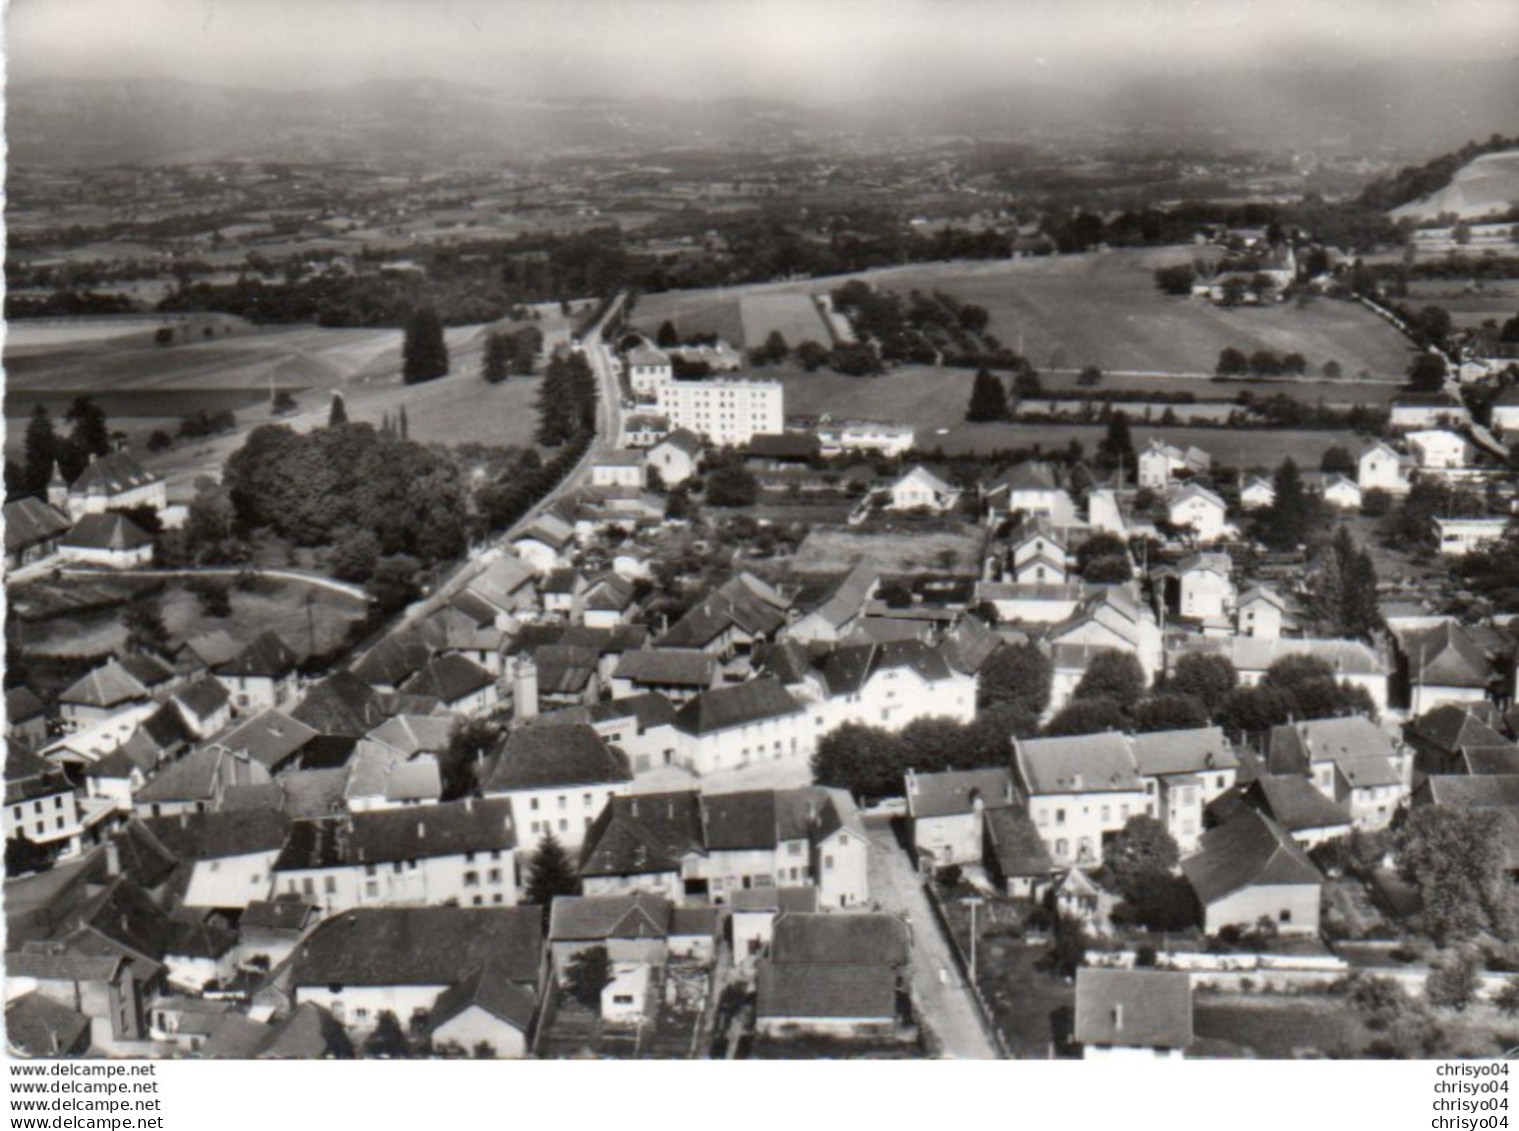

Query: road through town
(865, 817), (999, 1060)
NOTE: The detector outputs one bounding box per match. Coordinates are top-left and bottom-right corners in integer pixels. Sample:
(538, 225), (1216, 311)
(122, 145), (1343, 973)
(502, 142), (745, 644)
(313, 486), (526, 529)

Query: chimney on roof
(104, 838), (121, 878)
(1072, 772), (1083, 791)
(630, 797), (639, 818)
(417, 821), (426, 839)
(1113, 1004), (1124, 1032)
(905, 768), (918, 796)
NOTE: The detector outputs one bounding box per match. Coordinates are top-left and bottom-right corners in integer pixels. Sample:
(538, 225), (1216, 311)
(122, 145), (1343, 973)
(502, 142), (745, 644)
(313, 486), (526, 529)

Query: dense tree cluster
(1303, 527), (1382, 640)
(1397, 807), (1515, 947)
(402, 306), (450, 384)
(481, 325), (543, 383)
(535, 351), (597, 446)
(222, 422), (467, 577)
(1356, 134), (1519, 211)
(830, 280), (1009, 371)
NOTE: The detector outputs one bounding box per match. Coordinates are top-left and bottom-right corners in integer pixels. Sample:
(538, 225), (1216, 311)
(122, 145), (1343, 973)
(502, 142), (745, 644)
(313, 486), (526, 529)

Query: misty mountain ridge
(9, 56), (1517, 169)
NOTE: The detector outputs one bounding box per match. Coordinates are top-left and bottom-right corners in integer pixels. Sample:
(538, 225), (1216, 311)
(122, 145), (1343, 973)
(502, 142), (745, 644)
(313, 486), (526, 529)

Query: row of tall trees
(534, 351), (598, 446)
(10, 397), (112, 500)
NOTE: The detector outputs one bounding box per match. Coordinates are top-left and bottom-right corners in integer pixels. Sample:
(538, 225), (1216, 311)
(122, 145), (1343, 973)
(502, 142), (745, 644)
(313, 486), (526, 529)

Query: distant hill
(1388, 149), (1519, 222)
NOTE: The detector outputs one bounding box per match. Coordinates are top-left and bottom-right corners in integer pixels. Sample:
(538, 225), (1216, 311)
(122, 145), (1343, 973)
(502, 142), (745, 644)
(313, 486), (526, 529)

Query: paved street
(864, 816), (999, 1060)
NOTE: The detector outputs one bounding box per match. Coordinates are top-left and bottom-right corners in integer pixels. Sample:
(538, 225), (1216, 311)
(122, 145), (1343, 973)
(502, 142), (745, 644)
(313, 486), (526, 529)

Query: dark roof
(428, 961), (537, 1034)
(530, 645), (599, 695)
(703, 791), (782, 850)
(674, 678), (801, 736)
(816, 639), (954, 697)
(214, 708), (320, 771)
(275, 799), (516, 870)
(1461, 746), (1519, 776)
(579, 792), (705, 877)
(482, 723), (631, 792)
(653, 427), (701, 455)
(142, 809), (290, 860)
(352, 632), (433, 688)
(69, 451), (159, 496)
(548, 892), (672, 941)
(506, 623), (648, 659)
(940, 619), (1003, 676)
(1407, 703), (1510, 754)
(5, 992), (91, 1056)
(1074, 968), (1193, 1049)
(746, 432), (821, 461)
(1181, 809), (1322, 906)
(1016, 732), (1142, 795)
(613, 648), (717, 688)
(50, 877), (177, 962)
(983, 805), (1056, 878)
(241, 897), (318, 932)
(400, 654), (495, 704)
(113, 821), (180, 889)
(1405, 622), (1498, 690)
(1128, 728), (1238, 778)
(218, 631), (298, 680)
(59, 660), (151, 709)
(61, 512), (153, 552)
(907, 767), (1014, 820)
(288, 906), (542, 987)
(179, 631), (242, 670)
(1421, 774), (1519, 809)
(770, 913), (910, 966)
(752, 639), (813, 686)
(659, 573), (789, 648)
(173, 677), (231, 721)
(1237, 776), (1352, 833)
(256, 1003), (353, 1060)
(4, 745), (72, 806)
(133, 747), (225, 804)
(291, 670), (388, 737)
(4, 497), (72, 554)
(119, 653), (175, 689)
(756, 962), (896, 1021)
(165, 918), (237, 960)
(6, 685), (47, 724)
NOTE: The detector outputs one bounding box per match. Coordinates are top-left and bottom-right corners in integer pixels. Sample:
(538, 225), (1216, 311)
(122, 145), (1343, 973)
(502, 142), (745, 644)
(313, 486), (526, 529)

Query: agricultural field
(1400, 279), (1519, 330)
(1390, 149), (1519, 222)
(631, 247), (1416, 378)
(738, 293), (832, 346)
(4, 315), (554, 480)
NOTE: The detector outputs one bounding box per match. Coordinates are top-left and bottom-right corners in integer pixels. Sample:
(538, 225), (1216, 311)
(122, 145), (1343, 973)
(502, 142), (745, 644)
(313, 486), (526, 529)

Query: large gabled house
(58, 513), (155, 569)
(672, 678), (811, 776)
(480, 723), (632, 851)
(1013, 732), (1150, 869)
(610, 648), (719, 703)
(659, 572), (791, 658)
(4, 495), (73, 571)
(1074, 967), (1193, 1060)
(782, 561), (877, 646)
(578, 787), (869, 908)
(139, 809), (289, 914)
(282, 905), (544, 1043)
(64, 451), (167, 520)
(1404, 703), (1518, 780)
(271, 798), (520, 912)
(1181, 808), (1323, 935)
(1265, 716), (1411, 829)
(904, 766), (1016, 867)
(216, 631), (300, 714)
(5, 745), (85, 864)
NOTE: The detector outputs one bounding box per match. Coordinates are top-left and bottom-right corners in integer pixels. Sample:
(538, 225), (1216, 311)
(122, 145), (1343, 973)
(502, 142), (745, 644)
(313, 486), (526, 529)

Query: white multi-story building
(1407, 429), (1472, 470)
(1433, 516), (1509, 556)
(654, 378), (784, 448)
(480, 722), (632, 851)
(1014, 732), (1152, 868)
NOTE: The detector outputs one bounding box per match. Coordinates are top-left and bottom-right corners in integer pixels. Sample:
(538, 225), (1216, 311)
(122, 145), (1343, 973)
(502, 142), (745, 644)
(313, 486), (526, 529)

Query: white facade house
(1433, 516), (1508, 556)
(272, 799), (520, 913)
(1014, 732), (1151, 869)
(626, 344), (674, 394)
(1075, 968), (1192, 1060)
(1357, 441), (1410, 494)
(654, 379), (784, 447)
(1138, 440), (1209, 491)
(589, 451), (646, 489)
(1240, 476), (1275, 509)
(65, 452), (168, 521)
(799, 640), (978, 736)
(4, 748), (85, 862)
(672, 679), (812, 776)
(1407, 429), (1471, 470)
(816, 421), (916, 458)
(480, 723), (632, 852)
(1321, 474), (1363, 510)
(1177, 553), (1234, 623)
(1235, 586), (1287, 639)
(645, 429), (701, 487)
(887, 466), (960, 513)
(1167, 484), (1229, 542)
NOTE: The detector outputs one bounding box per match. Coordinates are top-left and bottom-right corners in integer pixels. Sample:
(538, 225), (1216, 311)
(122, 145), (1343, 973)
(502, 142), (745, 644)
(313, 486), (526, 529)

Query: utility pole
(964, 895), (985, 985)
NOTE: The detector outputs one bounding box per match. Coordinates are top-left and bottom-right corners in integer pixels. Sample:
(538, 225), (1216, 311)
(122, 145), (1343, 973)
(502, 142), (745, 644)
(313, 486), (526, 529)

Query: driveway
(865, 817), (999, 1060)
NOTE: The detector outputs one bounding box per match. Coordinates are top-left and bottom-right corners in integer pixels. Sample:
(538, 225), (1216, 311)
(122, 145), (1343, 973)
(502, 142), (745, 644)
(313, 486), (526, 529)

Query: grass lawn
(13, 576), (367, 661)
(1192, 993), (1375, 1059)
(790, 520), (988, 576)
(974, 939), (1074, 1059)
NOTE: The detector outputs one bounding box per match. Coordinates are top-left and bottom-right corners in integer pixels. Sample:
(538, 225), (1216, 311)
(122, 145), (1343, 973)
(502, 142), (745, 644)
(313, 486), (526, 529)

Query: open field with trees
(919, 421), (1365, 467)
(631, 248), (1415, 377)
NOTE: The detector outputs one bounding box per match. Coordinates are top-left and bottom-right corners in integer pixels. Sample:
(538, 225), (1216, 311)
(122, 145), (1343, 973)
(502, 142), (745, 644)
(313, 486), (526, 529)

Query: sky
(7, 0), (1519, 101)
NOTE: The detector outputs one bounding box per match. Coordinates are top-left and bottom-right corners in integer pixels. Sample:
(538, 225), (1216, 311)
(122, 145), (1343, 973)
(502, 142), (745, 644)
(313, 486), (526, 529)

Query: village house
(1182, 808), (1324, 935)
(284, 905), (543, 1044)
(974, 580), (1086, 625)
(1128, 727), (1239, 854)
(6, 746), (85, 864)
(590, 449), (647, 490)
(1388, 393), (1471, 432)
(271, 798), (520, 912)
(1404, 703), (1517, 779)
(1006, 516), (1073, 585)
(1408, 428), (1472, 470)
(461, 553), (538, 622)
(546, 891), (676, 978)
(754, 913), (909, 1038)
(783, 561), (878, 645)
(1239, 476), (1276, 510)
(1235, 586), (1290, 639)
(730, 885), (820, 961)
(57, 659), (160, 732)
(1074, 967), (1193, 1060)
(1208, 775), (1353, 849)
(815, 420), (917, 459)
(64, 452), (167, 521)
(341, 742), (443, 813)
(400, 654), (500, 717)
(1265, 716), (1411, 829)
(215, 631), (300, 714)
(578, 787), (869, 908)
(1357, 440), (1411, 494)
(1138, 439), (1210, 491)
(211, 708), (322, 777)
(623, 412), (670, 449)
(511, 512), (577, 574)
(169, 678), (234, 739)
(57, 512), (155, 569)
(4, 495), (73, 571)
(611, 648), (719, 704)
(654, 377), (785, 447)
(661, 572), (792, 658)
(580, 574), (637, 629)
(904, 766), (1016, 867)
(1394, 619), (1508, 714)
(644, 427), (702, 487)
(1321, 474), (1363, 511)
(7, 686), (50, 752)
(981, 805), (1058, 898)
(1013, 732), (1150, 868)
(673, 678), (812, 776)
(798, 639), (978, 735)
(626, 343), (674, 394)
(480, 723), (632, 851)
(982, 460), (1078, 527)
(1167, 483), (1229, 543)
(886, 465), (961, 513)
(1175, 552), (1235, 625)
(140, 809), (289, 914)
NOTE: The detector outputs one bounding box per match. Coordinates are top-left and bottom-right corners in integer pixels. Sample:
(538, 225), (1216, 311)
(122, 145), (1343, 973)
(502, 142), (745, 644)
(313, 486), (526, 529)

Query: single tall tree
(23, 404), (58, 497)
(402, 307), (449, 384)
(965, 368), (1010, 423)
(481, 332), (512, 384)
(1097, 411), (1136, 477)
(66, 396), (111, 460)
(525, 833), (580, 908)
(328, 394), (348, 427)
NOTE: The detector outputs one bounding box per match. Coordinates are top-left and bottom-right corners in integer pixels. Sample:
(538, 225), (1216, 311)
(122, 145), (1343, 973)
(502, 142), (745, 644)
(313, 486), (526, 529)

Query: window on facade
(824, 855), (834, 870)
(11, 807), (19, 821)
(54, 796), (63, 809)
(365, 881), (378, 898)
(1279, 909), (1291, 922)
(302, 877), (315, 896)
(558, 796), (568, 810)
(324, 876), (336, 894)
(465, 871), (479, 886)
(559, 819), (568, 832)
(56, 816), (65, 830)
(1055, 839), (1069, 858)
(1055, 809), (1066, 826)
(1100, 806), (1110, 823)
(33, 801), (42, 814)
(355, 1008), (368, 1021)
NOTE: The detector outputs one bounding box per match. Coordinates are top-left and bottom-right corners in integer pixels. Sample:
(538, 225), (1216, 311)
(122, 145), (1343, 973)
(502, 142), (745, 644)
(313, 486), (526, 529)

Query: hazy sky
(9, 0), (1519, 100)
